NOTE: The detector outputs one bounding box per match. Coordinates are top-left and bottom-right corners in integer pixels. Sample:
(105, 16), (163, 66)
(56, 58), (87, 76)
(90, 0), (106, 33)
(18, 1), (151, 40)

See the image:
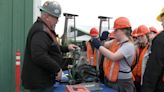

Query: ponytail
(122, 27), (133, 42)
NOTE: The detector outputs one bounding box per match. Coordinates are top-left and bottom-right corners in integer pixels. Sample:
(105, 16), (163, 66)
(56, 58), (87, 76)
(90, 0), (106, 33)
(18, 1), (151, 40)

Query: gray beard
(138, 43), (146, 48)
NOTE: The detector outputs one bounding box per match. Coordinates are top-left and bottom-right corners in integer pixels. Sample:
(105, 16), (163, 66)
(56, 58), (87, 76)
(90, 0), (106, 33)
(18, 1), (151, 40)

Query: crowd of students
(85, 8), (164, 92)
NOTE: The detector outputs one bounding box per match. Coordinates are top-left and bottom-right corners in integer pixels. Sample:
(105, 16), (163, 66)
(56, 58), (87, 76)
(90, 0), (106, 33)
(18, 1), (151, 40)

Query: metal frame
(62, 13), (78, 46)
(98, 16), (112, 37)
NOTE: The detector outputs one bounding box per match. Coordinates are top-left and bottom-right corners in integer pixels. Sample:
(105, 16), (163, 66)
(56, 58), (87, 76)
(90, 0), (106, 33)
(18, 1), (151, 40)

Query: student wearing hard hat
(86, 27), (99, 66)
(142, 7), (164, 92)
(91, 17), (136, 92)
(131, 28), (139, 46)
(131, 28), (140, 77)
(21, 1), (78, 92)
(132, 25), (151, 92)
(148, 26), (158, 41)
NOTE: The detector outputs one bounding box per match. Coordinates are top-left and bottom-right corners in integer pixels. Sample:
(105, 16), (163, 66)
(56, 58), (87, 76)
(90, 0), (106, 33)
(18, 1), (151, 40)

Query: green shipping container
(0, 0), (33, 92)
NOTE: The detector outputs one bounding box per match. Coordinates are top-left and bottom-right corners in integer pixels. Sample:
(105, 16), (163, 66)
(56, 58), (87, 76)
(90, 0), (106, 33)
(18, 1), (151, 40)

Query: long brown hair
(121, 27), (133, 42)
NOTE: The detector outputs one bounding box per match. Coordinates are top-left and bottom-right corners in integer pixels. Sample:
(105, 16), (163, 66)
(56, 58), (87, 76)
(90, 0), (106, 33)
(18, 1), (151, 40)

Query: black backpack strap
(119, 57), (131, 73)
(89, 40), (95, 54)
(119, 40), (132, 73)
(119, 48), (139, 73)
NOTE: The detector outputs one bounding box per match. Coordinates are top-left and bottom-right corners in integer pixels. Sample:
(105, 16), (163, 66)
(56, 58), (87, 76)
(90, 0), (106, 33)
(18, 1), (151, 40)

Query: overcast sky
(40, 0), (163, 37)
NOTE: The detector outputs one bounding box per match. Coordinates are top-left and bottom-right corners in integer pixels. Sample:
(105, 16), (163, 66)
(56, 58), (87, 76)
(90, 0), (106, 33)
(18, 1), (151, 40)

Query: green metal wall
(0, 0), (33, 92)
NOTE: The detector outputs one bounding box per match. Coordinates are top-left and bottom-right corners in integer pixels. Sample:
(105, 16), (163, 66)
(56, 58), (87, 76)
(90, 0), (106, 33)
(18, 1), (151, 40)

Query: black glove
(91, 38), (101, 49)
(100, 31), (109, 41)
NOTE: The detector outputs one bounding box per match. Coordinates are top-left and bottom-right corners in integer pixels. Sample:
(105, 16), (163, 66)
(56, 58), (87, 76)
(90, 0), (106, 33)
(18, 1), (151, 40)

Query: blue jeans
(30, 87), (53, 92)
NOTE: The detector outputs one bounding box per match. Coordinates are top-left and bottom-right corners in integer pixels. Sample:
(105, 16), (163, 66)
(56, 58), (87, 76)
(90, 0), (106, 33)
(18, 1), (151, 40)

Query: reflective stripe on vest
(103, 40), (120, 82)
(86, 41), (97, 66)
(132, 45), (149, 82)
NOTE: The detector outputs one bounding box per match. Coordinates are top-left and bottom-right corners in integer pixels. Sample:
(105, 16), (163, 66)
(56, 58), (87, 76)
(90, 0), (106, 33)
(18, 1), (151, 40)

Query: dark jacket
(142, 31), (164, 92)
(21, 18), (69, 89)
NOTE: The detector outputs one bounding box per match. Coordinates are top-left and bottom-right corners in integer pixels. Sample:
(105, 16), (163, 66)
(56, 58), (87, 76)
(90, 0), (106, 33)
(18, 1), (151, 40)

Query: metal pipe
(74, 16), (76, 43)
(62, 15), (68, 46)
(98, 16), (112, 34)
(99, 20), (102, 37)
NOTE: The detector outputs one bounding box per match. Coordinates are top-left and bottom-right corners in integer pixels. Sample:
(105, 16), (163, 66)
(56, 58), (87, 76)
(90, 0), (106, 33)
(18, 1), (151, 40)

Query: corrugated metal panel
(0, 0), (33, 92)
(0, 0), (13, 91)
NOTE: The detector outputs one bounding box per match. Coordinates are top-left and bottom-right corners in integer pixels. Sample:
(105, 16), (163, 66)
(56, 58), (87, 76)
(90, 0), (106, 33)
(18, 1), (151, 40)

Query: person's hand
(68, 44), (79, 51)
(91, 38), (101, 49)
(56, 69), (62, 80)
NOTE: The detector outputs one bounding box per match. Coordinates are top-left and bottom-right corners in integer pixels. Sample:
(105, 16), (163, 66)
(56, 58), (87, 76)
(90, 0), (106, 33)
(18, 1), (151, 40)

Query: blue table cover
(53, 83), (117, 92)
(53, 71), (117, 92)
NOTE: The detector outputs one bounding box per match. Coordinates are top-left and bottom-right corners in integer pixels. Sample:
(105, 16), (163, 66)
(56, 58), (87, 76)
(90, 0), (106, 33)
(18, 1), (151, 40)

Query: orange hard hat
(109, 31), (115, 39)
(149, 26), (158, 34)
(131, 28), (138, 37)
(90, 27), (99, 37)
(136, 25), (150, 37)
(113, 17), (131, 29)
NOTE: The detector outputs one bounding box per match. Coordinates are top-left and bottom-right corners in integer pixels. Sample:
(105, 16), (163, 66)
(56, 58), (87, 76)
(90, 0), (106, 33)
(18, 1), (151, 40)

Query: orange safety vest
(86, 41), (98, 66)
(103, 40), (120, 82)
(132, 45), (149, 82)
(103, 40), (136, 82)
